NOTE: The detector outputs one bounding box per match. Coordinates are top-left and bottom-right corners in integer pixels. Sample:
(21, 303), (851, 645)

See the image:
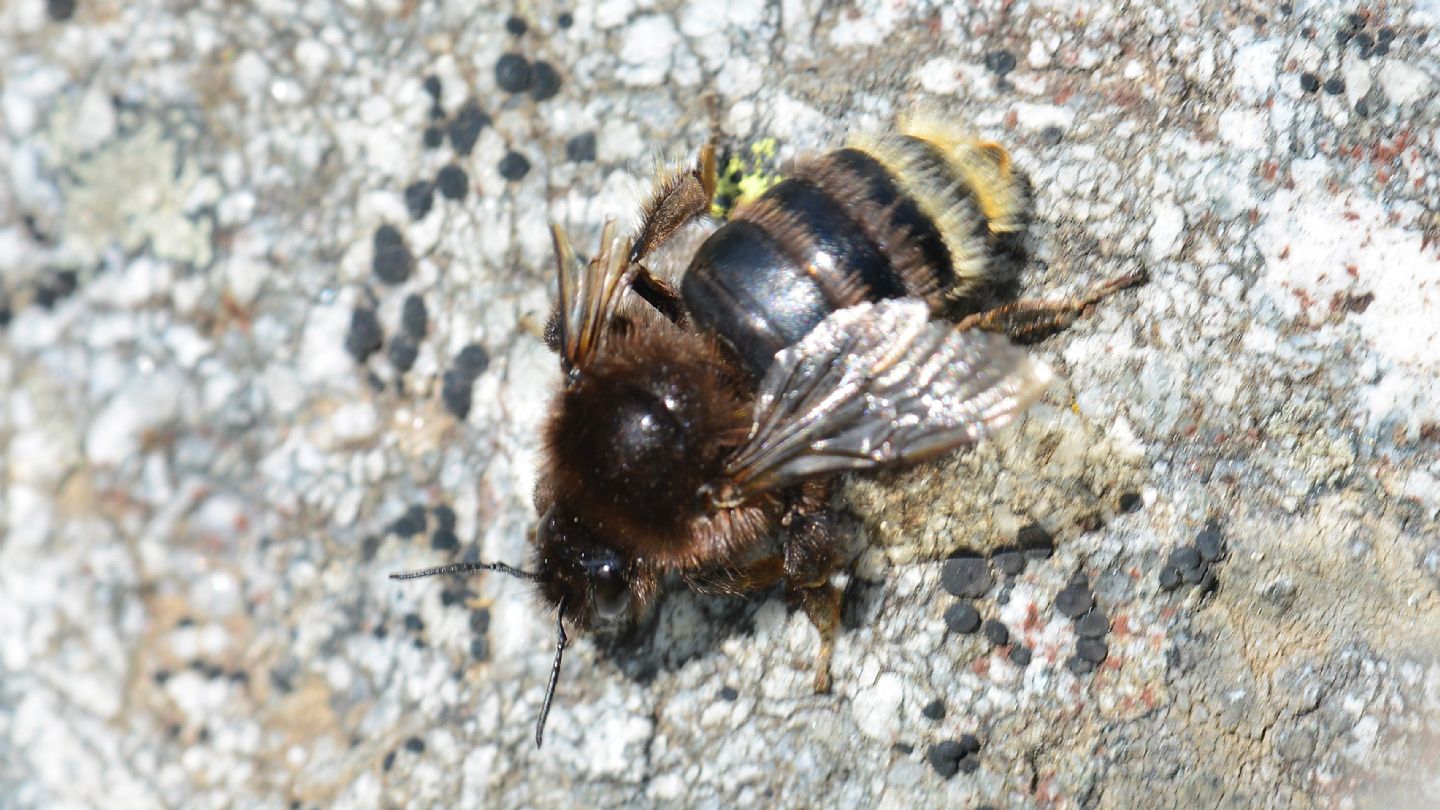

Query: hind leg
(627, 96), (723, 322)
(956, 269), (1147, 343)
(781, 482), (844, 693)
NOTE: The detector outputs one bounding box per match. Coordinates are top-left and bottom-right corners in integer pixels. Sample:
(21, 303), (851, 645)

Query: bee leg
(955, 269), (1148, 343)
(782, 484), (844, 693)
(630, 263), (685, 324)
(685, 556), (785, 597)
(629, 145), (718, 266)
(624, 144), (720, 324)
(793, 582), (841, 694)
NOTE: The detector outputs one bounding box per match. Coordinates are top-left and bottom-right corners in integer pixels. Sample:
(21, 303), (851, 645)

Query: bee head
(389, 507), (638, 750)
(533, 504), (638, 629)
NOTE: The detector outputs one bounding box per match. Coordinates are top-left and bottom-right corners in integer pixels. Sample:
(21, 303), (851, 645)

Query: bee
(392, 113), (1144, 747)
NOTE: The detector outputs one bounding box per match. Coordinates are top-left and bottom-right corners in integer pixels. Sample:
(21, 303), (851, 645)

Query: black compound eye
(591, 560), (630, 620)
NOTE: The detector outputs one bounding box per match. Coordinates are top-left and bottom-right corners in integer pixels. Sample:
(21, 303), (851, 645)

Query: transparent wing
(551, 220), (635, 371)
(721, 298), (1053, 499)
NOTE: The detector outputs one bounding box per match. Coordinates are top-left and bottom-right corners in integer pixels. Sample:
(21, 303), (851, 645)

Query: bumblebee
(393, 113), (1144, 746)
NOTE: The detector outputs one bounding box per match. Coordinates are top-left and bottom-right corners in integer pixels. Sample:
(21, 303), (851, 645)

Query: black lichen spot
(984, 50), (1017, 76)
(1324, 76), (1345, 95)
(940, 555), (993, 598)
(404, 736), (426, 754)
(943, 602), (981, 635)
(498, 151), (531, 181)
(35, 270), (79, 309)
(361, 534), (381, 562)
(437, 164), (469, 200)
(927, 741), (965, 779)
(1009, 645), (1032, 667)
(465, 612), (489, 641)
(719, 685), (739, 702)
(388, 337), (418, 373)
(373, 225), (413, 284)
(1118, 492), (1143, 513)
(1354, 30), (1375, 50)
(1300, 72), (1320, 93)
(557, 11), (574, 29)
(390, 505), (427, 538)
(1196, 525), (1224, 561)
(566, 131), (597, 163)
(495, 53), (533, 93)
(382, 750), (396, 771)
(1158, 565), (1182, 591)
(345, 308), (384, 362)
(1169, 546), (1201, 571)
(1076, 637), (1109, 664)
(505, 15), (528, 35)
(1016, 524), (1054, 559)
(448, 100), (490, 156)
(1355, 99), (1371, 117)
(982, 619), (1009, 646)
(422, 74), (442, 99)
(1054, 586), (1093, 619)
(423, 126), (445, 149)
(400, 294), (428, 339)
(1074, 609), (1109, 638)
(434, 504), (457, 532)
(404, 180), (435, 221)
(430, 529), (459, 552)
(46, 0), (76, 21)
(1377, 26), (1395, 43)
(441, 370), (473, 419)
(991, 548), (1024, 576)
(530, 60), (562, 101)
(921, 699), (946, 721)
(1066, 655), (1095, 676)
(453, 344), (490, 379)
(403, 613), (424, 632)
(470, 637), (489, 660)
(1336, 28), (1354, 47)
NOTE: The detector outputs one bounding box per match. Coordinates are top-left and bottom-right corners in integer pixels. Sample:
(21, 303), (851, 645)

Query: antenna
(535, 598), (568, 748)
(388, 562), (541, 582)
(389, 561), (567, 748)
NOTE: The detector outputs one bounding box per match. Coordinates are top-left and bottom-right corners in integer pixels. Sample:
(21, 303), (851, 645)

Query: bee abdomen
(682, 119), (1032, 375)
(681, 219), (833, 375)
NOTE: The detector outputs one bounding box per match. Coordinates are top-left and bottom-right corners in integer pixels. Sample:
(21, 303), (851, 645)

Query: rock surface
(2, 1), (1438, 807)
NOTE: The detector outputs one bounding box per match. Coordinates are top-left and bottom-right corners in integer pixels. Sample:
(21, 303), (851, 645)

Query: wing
(719, 298), (1052, 500)
(550, 219), (635, 371)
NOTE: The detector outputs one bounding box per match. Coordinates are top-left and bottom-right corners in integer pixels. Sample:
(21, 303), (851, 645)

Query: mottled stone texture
(2, 0), (1438, 808)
